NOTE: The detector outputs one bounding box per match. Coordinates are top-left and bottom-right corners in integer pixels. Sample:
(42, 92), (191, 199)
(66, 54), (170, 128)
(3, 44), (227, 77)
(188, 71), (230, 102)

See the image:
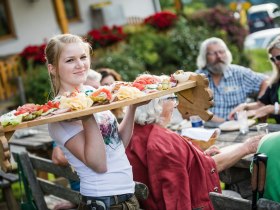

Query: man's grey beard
(207, 62), (228, 75)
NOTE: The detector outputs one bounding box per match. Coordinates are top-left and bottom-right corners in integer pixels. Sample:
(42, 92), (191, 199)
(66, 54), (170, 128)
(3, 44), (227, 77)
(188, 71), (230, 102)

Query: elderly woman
(229, 35), (280, 123)
(126, 95), (263, 210)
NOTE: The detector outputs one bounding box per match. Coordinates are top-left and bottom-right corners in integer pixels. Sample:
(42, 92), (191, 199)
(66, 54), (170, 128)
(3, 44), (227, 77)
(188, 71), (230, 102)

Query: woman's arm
(228, 101), (264, 120)
(64, 115), (107, 173)
(212, 135), (263, 172)
(118, 105), (137, 148)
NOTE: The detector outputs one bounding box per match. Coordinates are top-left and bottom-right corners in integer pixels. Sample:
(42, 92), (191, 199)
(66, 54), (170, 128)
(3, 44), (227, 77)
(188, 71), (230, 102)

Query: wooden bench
(14, 152), (148, 210)
(209, 192), (280, 210)
(0, 170), (19, 210)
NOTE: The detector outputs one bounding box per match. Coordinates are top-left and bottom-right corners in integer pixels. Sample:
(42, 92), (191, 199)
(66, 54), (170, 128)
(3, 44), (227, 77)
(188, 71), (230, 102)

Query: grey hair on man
(196, 37), (233, 70)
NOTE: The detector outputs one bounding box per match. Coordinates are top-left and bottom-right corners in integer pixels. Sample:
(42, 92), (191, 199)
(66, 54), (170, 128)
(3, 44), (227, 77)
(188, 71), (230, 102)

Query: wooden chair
(14, 152), (148, 210)
(0, 170), (19, 210)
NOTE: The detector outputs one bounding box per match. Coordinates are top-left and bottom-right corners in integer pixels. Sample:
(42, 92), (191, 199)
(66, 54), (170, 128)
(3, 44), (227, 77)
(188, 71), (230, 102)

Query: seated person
(126, 95), (263, 210)
(228, 36), (280, 123)
(97, 67), (124, 121)
(84, 69), (102, 89)
(195, 37), (267, 122)
(253, 131), (280, 203)
(97, 68), (123, 86)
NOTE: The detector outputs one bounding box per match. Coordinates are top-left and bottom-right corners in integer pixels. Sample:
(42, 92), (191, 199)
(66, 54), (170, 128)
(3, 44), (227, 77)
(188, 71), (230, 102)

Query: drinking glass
(237, 110), (249, 134)
(256, 123), (269, 135)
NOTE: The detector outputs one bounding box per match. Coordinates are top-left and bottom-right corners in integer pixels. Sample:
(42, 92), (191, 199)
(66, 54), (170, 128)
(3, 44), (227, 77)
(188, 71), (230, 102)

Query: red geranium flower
(87, 25), (126, 48)
(144, 11), (178, 30)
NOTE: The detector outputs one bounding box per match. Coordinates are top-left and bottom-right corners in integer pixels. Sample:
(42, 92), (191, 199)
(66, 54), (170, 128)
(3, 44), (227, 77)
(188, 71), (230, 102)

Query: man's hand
(228, 103), (247, 120)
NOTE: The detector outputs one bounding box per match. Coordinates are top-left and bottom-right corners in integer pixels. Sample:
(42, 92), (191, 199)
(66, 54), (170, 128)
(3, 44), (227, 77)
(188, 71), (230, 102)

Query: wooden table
(9, 125), (53, 179)
(9, 125), (52, 153)
(205, 122), (280, 199)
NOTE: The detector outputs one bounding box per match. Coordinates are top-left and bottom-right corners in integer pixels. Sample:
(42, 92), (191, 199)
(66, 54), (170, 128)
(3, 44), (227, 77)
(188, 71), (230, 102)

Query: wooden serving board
(3, 80), (196, 132)
(0, 73), (214, 171)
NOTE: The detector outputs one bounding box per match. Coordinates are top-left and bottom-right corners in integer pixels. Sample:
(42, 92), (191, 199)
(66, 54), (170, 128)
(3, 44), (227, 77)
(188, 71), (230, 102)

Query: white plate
(219, 119), (255, 131)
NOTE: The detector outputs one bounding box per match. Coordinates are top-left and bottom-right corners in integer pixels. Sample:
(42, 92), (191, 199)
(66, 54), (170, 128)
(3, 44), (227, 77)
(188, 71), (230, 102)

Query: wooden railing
(0, 55), (25, 111)
(126, 16), (144, 25)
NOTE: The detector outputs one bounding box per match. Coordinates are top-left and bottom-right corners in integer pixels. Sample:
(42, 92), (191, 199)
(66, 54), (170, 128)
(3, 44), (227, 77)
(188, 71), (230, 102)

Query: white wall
(0, 0), (60, 56)
(0, 0), (158, 56)
(114, 0), (156, 17)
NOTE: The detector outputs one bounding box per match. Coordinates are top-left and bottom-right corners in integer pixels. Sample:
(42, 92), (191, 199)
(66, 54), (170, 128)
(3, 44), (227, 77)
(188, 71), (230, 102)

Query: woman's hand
(252, 105), (274, 120)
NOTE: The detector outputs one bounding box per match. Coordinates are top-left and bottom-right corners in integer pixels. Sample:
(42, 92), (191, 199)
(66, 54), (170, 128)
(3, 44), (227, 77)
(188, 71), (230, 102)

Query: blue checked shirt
(196, 64), (265, 120)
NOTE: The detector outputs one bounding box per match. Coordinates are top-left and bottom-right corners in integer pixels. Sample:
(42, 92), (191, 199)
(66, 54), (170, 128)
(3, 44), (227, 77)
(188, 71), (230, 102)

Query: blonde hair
(45, 34), (92, 96)
(267, 35), (280, 86)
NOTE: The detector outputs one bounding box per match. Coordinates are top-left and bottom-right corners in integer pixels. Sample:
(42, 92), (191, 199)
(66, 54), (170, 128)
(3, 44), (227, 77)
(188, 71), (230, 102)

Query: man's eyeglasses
(270, 55), (280, 63)
(207, 50), (225, 56)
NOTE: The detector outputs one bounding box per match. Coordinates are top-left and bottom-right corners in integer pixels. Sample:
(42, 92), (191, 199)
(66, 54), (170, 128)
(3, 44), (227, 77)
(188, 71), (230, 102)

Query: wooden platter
(3, 80), (196, 132)
(0, 73), (214, 171)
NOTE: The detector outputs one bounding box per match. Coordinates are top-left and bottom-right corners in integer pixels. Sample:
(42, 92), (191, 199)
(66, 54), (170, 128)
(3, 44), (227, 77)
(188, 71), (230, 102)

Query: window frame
(63, 0), (81, 23)
(0, 0), (16, 41)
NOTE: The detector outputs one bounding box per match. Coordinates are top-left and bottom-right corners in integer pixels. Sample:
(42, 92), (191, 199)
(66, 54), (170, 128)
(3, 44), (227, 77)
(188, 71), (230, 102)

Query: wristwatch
(274, 102), (279, 114)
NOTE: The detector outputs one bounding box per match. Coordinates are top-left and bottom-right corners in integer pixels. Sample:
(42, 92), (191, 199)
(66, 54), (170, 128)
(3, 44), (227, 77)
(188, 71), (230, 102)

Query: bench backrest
(258, 198), (280, 210)
(210, 192), (280, 210)
(209, 192), (251, 210)
(16, 152), (80, 210)
(15, 152), (148, 210)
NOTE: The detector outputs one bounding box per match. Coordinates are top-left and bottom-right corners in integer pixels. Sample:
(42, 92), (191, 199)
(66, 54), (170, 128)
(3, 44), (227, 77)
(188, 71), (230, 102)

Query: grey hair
(88, 69), (102, 83)
(134, 98), (163, 125)
(196, 37), (233, 69)
(267, 35), (280, 86)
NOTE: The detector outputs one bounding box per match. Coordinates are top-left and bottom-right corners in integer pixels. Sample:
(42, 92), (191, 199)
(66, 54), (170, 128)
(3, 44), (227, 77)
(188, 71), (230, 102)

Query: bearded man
(195, 37), (267, 122)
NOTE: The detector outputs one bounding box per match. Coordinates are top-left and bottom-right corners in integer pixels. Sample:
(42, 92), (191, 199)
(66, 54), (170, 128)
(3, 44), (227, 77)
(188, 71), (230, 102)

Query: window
(63, 0), (80, 22)
(0, 0), (15, 40)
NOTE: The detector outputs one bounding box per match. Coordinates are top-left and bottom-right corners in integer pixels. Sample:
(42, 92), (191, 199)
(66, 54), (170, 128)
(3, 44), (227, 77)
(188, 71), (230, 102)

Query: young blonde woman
(45, 34), (143, 210)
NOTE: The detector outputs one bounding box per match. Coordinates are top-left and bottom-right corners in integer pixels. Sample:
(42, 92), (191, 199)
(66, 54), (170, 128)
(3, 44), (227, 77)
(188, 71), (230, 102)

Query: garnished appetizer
(90, 87), (112, 104)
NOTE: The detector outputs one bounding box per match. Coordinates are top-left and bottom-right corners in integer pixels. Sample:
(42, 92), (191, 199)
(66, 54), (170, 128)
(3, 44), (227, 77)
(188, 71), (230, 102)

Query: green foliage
(245, 49), (272, 73)
(92, 53), (146, 81)
(23, 62), (50, 104)
(187, 5), (248, 50)
(183, 1), (206, 14)
(93, 15), (250, 79)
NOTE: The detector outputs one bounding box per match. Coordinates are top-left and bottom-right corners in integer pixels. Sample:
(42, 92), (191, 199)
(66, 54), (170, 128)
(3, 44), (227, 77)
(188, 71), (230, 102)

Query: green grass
(246, 48), (272, 73)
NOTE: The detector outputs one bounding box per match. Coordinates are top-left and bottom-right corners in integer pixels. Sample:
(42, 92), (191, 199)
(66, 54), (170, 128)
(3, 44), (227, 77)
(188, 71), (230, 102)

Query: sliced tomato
(91, 88), (112, 101)
(132, 82), (145, 91)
